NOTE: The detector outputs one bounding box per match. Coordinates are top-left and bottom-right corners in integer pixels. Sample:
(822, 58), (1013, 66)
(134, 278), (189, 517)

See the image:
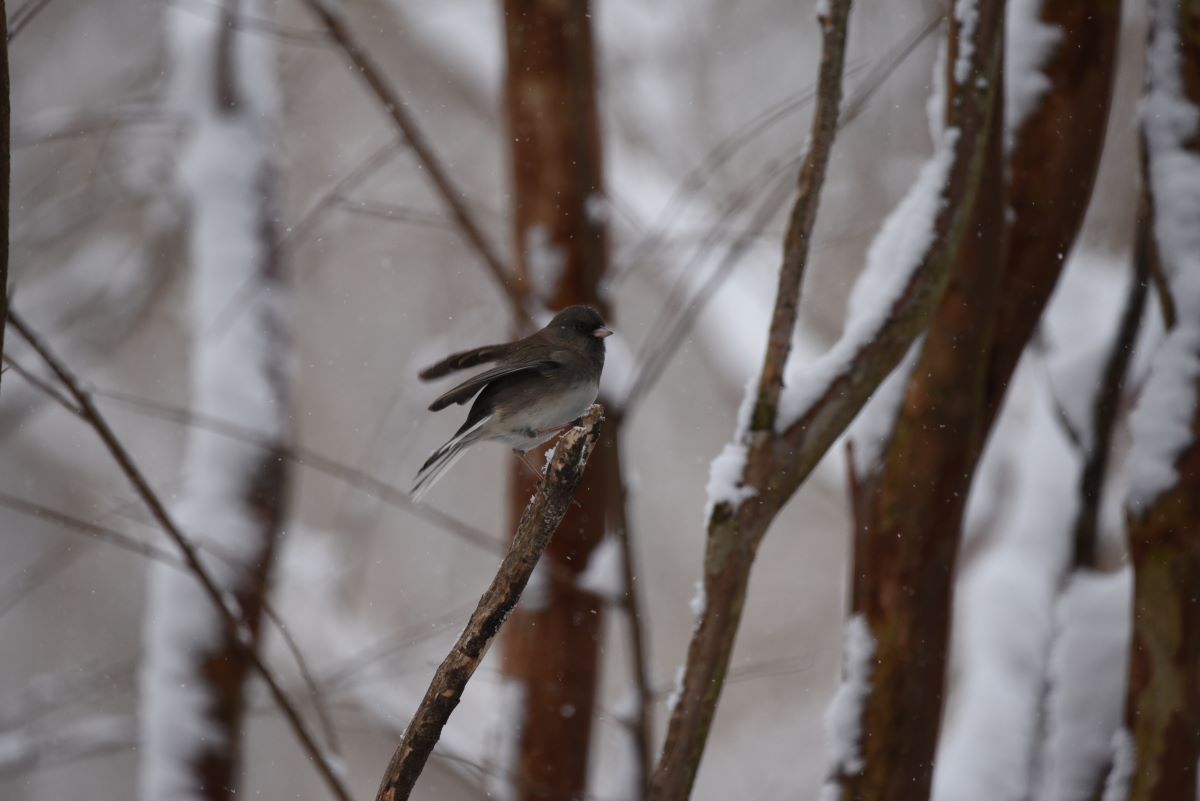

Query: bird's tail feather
(411, 416), (491, 501)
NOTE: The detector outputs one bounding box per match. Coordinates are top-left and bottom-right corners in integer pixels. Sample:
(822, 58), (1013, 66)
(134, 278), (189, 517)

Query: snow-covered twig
(645, 3), (860, 798)
(621, 10), (943, 414)
(372, 406), (605, 801)
(5, 310), (352, 801)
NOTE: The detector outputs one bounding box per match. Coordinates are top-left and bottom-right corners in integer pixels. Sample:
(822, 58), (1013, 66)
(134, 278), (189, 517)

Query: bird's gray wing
(418, 343), (512, 380)
(427, 358), (560, 411)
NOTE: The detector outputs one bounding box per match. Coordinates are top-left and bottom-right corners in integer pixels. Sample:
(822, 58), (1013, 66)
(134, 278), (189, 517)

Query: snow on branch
(1004, 0), (1060, 153)
(822, 615), (875, 778)
(372, 406), (604, 801)
(139, 3), (296, 799)
(6, 310), (350, 801)
(1127, 0), (1200, 513)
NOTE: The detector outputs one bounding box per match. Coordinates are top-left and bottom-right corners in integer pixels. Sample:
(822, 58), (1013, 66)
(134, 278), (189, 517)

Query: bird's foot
(512, 448), (543, 480)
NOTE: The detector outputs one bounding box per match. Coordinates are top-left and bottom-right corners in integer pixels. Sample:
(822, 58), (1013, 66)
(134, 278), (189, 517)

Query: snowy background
(0, 1), (1157, 800)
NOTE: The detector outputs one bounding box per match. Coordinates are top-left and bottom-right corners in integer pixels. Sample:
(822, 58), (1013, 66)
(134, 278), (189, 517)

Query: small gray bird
(412, 305), (611, 500)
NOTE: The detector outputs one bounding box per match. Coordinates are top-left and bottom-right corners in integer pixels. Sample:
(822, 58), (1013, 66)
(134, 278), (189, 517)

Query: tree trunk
(1119, 2), (1200, 799)
(139, 2), (291, 799)
(498, 2), (612, 799)
(838, 7), (1007, 799)
(0, 0), (9, 396)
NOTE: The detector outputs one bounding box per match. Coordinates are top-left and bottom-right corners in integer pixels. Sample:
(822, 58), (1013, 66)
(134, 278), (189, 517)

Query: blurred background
(0, 1), (1168, 800)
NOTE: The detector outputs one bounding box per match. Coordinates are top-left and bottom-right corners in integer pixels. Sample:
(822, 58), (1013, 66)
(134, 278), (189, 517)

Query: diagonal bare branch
(296, 0), (531, 326)
(5, 309), (353, 801)
(372, 405), (605, 801)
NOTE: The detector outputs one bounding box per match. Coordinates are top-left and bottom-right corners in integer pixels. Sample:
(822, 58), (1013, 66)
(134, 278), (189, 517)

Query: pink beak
(593, 327), (613, 339)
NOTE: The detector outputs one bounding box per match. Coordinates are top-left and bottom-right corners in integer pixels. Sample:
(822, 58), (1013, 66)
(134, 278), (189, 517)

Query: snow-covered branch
(138, 3), (296, 799)
(1118, 3), (1200, 799)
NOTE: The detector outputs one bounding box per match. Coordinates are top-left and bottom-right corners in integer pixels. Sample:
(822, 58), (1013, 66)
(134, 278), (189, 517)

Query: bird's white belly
(493, 380), (598, 452)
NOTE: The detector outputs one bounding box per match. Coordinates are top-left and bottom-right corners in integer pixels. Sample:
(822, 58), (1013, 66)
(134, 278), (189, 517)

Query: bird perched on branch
(412, 305), (611, 500)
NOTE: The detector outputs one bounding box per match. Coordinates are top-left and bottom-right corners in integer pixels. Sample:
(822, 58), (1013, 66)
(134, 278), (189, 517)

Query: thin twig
(621, 11), (942, 413)
(605, 432), (654, 795)
(205, 137), (402, 335)
(91, 386), (505, 554)
(6, 309), (353, 801)
(7, 0), (54, 42)
(296, 0), (530, 326)
(2, 354), (83, 416)
(372, 405), (605, 801)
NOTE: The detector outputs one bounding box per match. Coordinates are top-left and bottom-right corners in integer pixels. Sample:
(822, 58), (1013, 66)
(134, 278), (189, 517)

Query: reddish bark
(500, 2), (612, 799)
(1120, 3), (1200, 799)
(840, 9), (1007, 799)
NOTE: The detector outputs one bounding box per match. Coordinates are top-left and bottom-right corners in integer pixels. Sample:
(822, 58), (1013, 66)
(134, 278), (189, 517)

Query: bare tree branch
(372, 405), (605, 801)
(5, 309), (353, 801)
(295, 0), (530, 325)
(7, 0), (53, 43)
(646, 2), (1010, 797)
(645, 2), (857, 796)
(621, 10), (942, 413)
(608, 442), (655, 793)
(90, 386), (506, 555)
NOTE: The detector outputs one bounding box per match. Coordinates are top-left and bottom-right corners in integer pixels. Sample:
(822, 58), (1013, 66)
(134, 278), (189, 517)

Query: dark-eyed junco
(411, 305), (612, 500)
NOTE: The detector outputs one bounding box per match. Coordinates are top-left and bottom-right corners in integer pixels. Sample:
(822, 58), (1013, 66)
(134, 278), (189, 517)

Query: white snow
(776, 127), (960, 432)
(522, 560), (553, 612)
(140, 4), (289, 800)
(1126, 330), (1200, 513)
(1005, 0), (1061, 153)
(577, 536), (624, 601)
(665, 664), (687, 714)
(932, 376), (1077, 801)
(933, 251), (1132, 801)
(1143, 1), (1200, 302)
(585, 192), (610, 224)
(822, 615), (875, 776)
(1126, 0), (1200, 513)
(814, 0), (831, 21)
(689, 580), (707, 630)
(1035, 569), (1131, 801)
(816, 782), (842, 801)
(848, 340), (919, 476)
(1099, 728), (1136, 801)
(598, 325), (636, 406)
(524, 224), (566, 303)
(932, 375), (1076, 800)
(926, 39), (948, 142)
(705, 442), (758, 517)
(490, 677), (527, 801)
(953, 0), (980, 85)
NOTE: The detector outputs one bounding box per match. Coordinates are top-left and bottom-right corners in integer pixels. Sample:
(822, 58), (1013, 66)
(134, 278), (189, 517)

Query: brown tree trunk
(839, 7), (1007, 799)
(839, 2), (1124, 799)
(647, 3), (1001, 798)
(982, 0), (1122, 430)
(499, 2), (612, 799)
(1119, 2), (1200, 799)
